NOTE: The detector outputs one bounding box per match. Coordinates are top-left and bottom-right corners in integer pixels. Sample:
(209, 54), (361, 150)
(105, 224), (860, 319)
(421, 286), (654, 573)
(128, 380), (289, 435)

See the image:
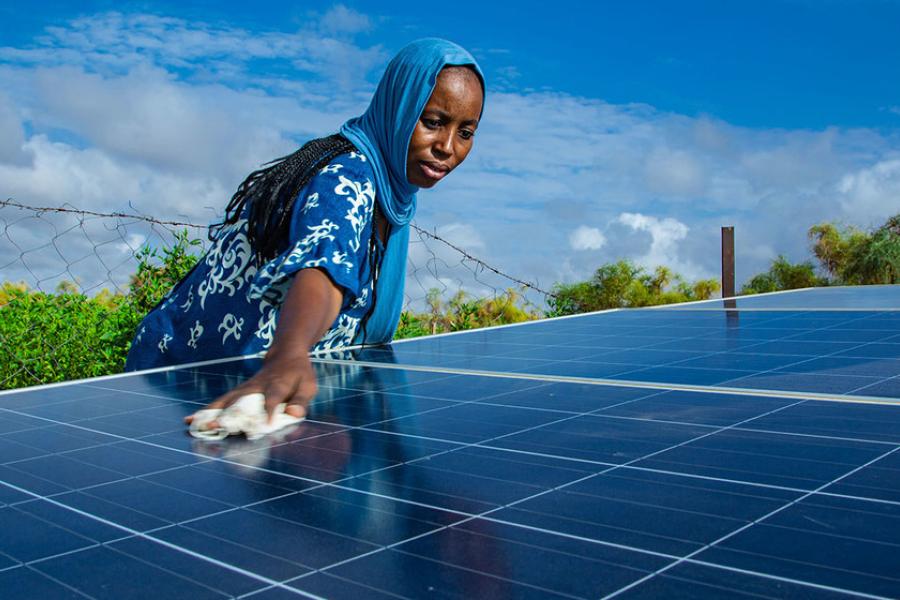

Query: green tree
(809, 214), (900, 284)
(741, 255), (825, 295)
(547, 259), (720, 317)
(842, 216), (900, 284)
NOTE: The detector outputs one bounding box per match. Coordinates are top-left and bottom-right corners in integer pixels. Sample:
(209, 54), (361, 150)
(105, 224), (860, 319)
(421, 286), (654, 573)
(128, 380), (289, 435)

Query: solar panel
(1, 286), (899, 598)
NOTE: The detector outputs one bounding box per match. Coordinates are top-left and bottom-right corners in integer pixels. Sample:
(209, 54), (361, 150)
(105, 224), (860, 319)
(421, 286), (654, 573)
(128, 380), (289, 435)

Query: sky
(1, 0), (898, 305)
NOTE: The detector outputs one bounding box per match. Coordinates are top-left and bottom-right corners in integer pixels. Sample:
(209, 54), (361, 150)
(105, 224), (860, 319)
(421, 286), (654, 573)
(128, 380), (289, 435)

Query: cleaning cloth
(189, 393), (304, 441)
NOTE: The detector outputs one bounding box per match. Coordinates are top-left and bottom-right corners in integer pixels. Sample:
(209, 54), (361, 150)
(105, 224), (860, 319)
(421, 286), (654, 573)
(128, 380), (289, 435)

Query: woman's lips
(419, 161), (449, 181)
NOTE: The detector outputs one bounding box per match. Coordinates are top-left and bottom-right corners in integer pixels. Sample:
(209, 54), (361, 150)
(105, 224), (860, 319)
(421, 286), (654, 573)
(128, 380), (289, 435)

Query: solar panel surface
(1, 286), (899, 599)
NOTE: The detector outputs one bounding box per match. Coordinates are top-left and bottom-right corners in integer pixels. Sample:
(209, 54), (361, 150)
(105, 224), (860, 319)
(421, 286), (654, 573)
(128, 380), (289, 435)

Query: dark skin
(185, 66), (484, 428)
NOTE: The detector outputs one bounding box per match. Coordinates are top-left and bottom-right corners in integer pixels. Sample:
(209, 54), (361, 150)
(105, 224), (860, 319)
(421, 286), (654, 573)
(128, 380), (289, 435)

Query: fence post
(721, 226), (735, 299)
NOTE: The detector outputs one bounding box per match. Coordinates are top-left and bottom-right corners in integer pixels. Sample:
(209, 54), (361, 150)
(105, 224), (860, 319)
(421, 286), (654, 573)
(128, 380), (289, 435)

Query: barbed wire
(0, 197), (554, 389)
(0, 199), (209, 230)
(0, 198), (556, 298)
(408, 223), (556, 299)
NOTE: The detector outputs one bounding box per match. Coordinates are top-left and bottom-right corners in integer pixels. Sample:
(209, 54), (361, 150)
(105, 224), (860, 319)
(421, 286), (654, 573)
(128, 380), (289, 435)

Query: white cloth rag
(189, 393), (304, 441)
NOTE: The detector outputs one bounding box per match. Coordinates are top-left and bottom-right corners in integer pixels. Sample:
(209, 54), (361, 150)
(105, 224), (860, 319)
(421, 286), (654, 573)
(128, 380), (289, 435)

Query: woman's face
(406, 66), (484, 188)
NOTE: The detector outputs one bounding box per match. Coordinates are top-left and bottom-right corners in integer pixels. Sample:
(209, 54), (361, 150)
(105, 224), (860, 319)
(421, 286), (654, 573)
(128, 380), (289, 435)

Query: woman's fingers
(263, 378), (296, 423)
(284, 394), (309, 419)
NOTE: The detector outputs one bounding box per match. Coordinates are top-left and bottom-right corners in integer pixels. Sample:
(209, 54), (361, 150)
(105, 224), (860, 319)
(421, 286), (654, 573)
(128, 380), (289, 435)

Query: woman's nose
(433, 132), (453, 158)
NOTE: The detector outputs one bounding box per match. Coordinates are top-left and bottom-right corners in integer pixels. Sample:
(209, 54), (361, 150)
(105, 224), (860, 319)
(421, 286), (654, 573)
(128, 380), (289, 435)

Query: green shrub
(740, 255), (826, 295)
(395, 287), (540, 339)
(546, 260), (720, 317)
(0, 230), (200, 389)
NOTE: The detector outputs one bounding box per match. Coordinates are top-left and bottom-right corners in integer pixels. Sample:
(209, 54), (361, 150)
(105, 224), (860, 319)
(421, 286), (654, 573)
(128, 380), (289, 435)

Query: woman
(124, 38), (485, 428)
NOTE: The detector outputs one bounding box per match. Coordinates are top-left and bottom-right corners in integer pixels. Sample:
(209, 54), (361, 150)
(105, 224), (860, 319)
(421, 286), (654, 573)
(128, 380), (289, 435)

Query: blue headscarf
(341, 39), (485, 344)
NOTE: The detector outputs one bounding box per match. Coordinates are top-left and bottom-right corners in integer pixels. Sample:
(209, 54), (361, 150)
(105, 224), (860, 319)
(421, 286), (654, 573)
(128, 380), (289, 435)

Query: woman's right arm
(184, 266), (343, 425)
(186, 152), (374, 427)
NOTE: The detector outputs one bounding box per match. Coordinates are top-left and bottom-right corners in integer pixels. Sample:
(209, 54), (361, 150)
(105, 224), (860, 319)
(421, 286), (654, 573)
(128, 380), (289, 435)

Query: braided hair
(213, 133), (357, 262)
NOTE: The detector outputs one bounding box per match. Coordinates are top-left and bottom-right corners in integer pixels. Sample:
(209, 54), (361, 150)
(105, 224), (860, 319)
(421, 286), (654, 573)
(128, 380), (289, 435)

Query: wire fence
(0, 198), (554, 389)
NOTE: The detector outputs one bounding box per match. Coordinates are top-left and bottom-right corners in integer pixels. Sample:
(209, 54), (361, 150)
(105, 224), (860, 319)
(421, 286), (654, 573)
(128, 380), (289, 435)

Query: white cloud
(0, 93), (29, 166)
(643, 147), (706, 197)
(2, 10), (900, 303)
(837, 158), (900, 224)
(569, 226), (607, 251)
(616, 212), (697, 274)
(317, 5), (372, 36)
(0, 12), (387, 98)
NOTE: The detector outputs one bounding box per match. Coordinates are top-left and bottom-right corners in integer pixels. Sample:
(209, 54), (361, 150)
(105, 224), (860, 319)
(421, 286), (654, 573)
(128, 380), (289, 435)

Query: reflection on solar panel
(1, 286), (899, 599)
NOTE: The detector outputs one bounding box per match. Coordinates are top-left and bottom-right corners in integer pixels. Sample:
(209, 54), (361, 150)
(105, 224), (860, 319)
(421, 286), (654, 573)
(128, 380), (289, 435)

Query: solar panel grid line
(0, 402), (346, 481)
(1, 434), (485, 599)
(79, 368), (900, 580)
(348, 308), (889, 349)
(380, 309), (900, 350)
(0, 352), (266, 398)
(1, 394), (892, 600)
(268, 388), (884, 597)
(475, 396), (900, 451)
(469, 440), (900, 515)
(29, 408), (596, 596)
(319, 308), (900, 399)
(383, 286), (825, 351)
(601, 445), (900, 600)
(2, 373), (624, 595)
(0, 369), (851, 598)
(649, 285), (821, 309)
(0, 473), (343, 587)
(468, 312), (896, 396)
(0, 404), (360, 525)
(310, 357), (900, 405)
(7, 288), (897, 595)
(341, 422), (900, 515)
(0, 516), (136, 574)
(3, 370), (896, 506)
(267, 479), (616, 600)
(668, 558), (892, 600)
(652, 312), (888, 366)
(1, 453), (215, 502)
(715, 312), (900, 392)
(850, 373), (900, 397)
(458, 395), (810, 521)
(11, 564), (96, 600)
(462, 513), (892, 600)
(234, 506), (481, 600)
(0, 479), (325, 600)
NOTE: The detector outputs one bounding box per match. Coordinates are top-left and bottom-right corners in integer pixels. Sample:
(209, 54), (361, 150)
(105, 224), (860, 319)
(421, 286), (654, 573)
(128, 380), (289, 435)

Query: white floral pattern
(180, 287), (194, 312)
(187, 320), (204, 348)
(197, 218), (257, 310)
(218, 313), (244, 344)
(335, 174), (375, 252)
(125, 151), (379, 371)
(157, 333), (173, 353)
(301, 192), (319, 214)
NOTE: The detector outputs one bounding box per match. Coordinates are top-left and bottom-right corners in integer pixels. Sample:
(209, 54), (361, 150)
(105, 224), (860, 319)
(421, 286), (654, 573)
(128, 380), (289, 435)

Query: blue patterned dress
(125, 151), (380, 371)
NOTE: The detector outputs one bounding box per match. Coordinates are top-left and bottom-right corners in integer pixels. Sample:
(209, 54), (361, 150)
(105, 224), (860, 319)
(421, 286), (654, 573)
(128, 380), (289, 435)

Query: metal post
(721, 226), (735, 300)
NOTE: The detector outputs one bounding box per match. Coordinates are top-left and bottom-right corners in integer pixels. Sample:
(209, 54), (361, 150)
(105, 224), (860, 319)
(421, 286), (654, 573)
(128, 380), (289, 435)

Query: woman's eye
(423, 119), (440, 129)
(459, 129), (474, 140)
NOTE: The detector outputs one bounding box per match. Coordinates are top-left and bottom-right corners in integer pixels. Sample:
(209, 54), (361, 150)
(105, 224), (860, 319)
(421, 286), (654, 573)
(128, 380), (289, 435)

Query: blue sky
(0, 1), (898, 301)
(5, 0), (900, 129)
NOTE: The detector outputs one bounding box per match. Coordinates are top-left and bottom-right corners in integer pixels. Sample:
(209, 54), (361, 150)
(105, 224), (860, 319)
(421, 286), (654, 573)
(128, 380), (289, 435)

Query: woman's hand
(183, 348), (317, 427)
(185, 267), (343, 428)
